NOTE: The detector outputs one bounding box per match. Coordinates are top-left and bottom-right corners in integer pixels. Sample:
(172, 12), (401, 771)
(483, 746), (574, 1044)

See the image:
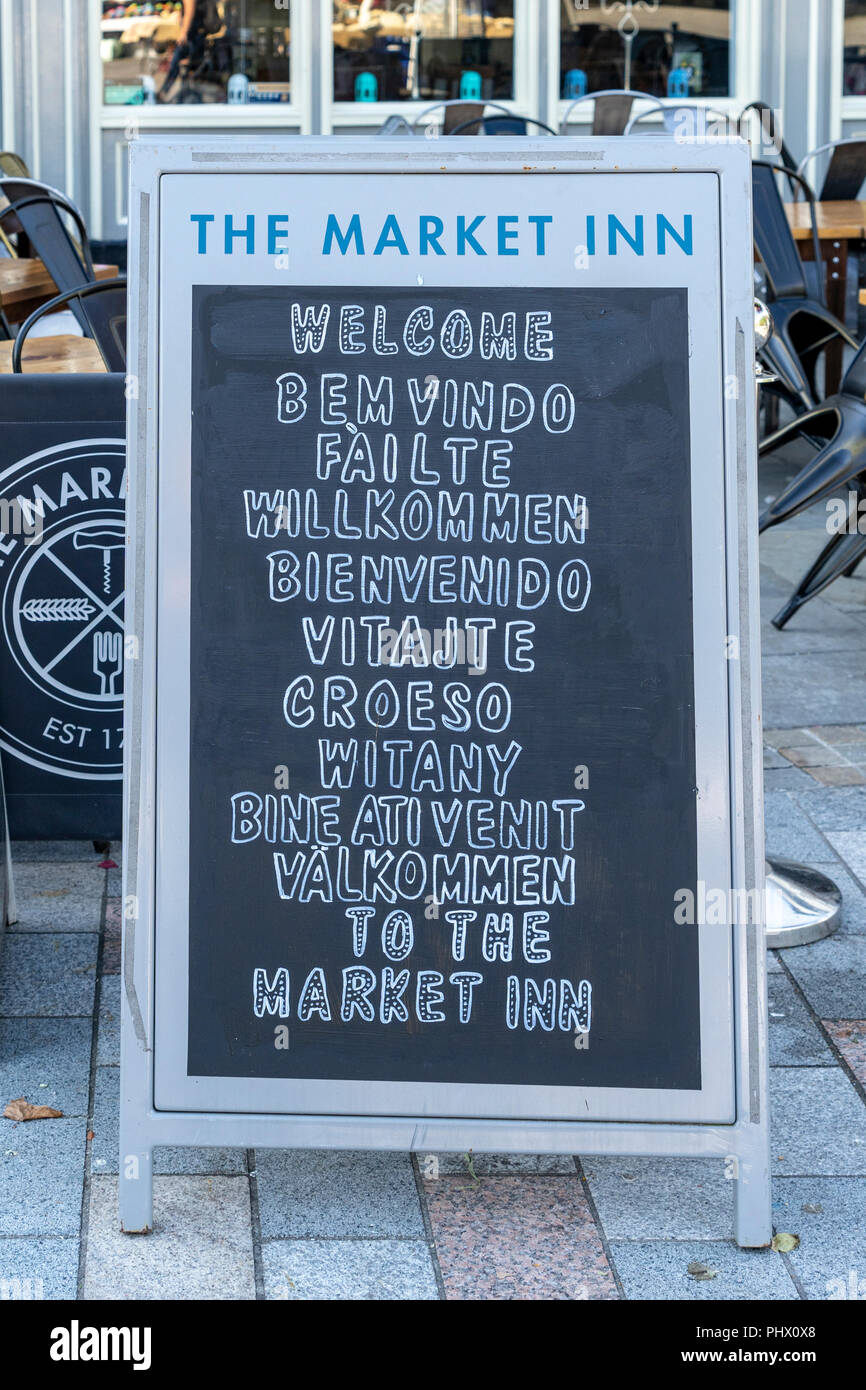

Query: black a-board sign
(0, 375), (125, 840)
(121, 139), (771, 1247)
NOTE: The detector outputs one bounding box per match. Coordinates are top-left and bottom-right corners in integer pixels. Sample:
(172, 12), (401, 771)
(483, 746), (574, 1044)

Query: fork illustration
(93, 631), (123, 696)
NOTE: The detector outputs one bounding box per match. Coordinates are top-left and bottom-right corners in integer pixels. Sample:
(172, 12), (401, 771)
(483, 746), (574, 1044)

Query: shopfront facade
(0, 1), (863, 243)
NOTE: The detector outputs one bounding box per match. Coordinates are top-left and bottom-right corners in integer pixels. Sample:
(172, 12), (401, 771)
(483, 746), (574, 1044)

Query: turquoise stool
(355, 72), (378, 102)
(667, 68), (691, 98)
(564, 69), (587, 99)
(459, 70), (482, 100)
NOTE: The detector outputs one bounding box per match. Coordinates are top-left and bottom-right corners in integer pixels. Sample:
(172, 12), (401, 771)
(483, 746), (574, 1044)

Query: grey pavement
(1, 447), (866, 1299)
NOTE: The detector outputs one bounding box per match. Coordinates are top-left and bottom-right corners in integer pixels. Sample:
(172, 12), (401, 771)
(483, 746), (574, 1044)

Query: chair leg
(759, 437), (863, 532)
(772, 531), (866, 628)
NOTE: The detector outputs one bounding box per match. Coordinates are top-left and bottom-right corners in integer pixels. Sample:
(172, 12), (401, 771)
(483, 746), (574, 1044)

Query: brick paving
(2, 446), (866, 1299)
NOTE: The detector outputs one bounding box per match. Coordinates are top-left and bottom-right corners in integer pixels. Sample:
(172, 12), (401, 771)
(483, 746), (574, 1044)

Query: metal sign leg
(119, 1126), (154, 1235)
(733, 1124), (773, 1248)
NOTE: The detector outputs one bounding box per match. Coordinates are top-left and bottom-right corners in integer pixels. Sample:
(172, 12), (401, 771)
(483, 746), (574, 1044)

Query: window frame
(95, 0), (312, 131)
(322, 0), (536, 133)
(551, 0), (761, 130)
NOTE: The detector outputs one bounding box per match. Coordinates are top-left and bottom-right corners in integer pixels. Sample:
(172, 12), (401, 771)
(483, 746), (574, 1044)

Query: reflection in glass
(844, 1), (866, 95)
(560, 0), (731, 99)
(333, 1), (515, 103)
(101, 1), (291, 106)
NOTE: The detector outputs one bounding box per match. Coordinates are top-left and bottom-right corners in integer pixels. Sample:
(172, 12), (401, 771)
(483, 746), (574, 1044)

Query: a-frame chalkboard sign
(121, 137), (770, 1246)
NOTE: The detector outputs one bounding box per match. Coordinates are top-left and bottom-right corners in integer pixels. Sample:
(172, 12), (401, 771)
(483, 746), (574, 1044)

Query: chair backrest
(376, 114), (412, 137)
(799, 139), (866, 202)
(0, 151), (30, 179)
(751, 161), (809, 301)
(13, 279), (127, 373)
(0, 178), (94, 330)
(449, 115), (558, 138)
(739, 102), (798, 174)
(625, 103), (729, 137)
(560, 89), (656, 136)
(411, 100), (512, 134)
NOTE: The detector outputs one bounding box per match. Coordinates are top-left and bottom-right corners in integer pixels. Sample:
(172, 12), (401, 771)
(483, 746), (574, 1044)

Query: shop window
(844, 1), (866, 95)
(333, 1), (515, 104)
(560, 1), (731, 100)
(101, 1), (291, 106)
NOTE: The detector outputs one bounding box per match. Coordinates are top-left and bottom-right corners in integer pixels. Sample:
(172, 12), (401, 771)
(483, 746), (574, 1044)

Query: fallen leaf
(802, 1204), (823, 1215)
(86, 1130), (95, 1141)
(687, 1261), (718, 1281)
(771, 1232), (800, 1252)
(4, 1097), (63, 1121)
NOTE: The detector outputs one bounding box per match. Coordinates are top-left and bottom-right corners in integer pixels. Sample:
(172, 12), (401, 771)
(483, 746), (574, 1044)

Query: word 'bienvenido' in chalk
(188, 212), (694, 257)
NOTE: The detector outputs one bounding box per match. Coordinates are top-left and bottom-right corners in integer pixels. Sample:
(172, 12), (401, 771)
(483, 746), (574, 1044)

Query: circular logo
(0, 439), (125, 779)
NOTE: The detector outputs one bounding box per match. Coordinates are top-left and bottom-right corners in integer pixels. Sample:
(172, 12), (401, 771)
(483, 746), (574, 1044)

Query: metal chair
(625, 103), (731, 137)
(12, 279), (127, 373)
(751, 161), (856, 411)
(0, 177), (96, 332)
(759, 337), (866, 535)
(797, 138), (866, 202)
(376, 114), (413, 137)
(411, 100), (513, 136)
(770, 520), (866, 629)
(738, 101), (798, 180)
(448, 115), (558, 137)
(0, 151), (31, 179)
(560, 89), (651, 136)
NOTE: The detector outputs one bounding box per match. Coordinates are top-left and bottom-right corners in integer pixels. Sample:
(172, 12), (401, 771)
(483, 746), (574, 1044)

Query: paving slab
(102, 898), (121, 975)
(0, 934), (98, 1017)
(823, 1021), (866, 1089)
(767, 973), (836, 1067)
(762, 649), (866, 730)
(770, 1069), (866, 1175)
(0, 1016), (92, 1116)
(609, 1240), (798, 1300)
(96, 976), (120, 1067)
(424, 1175), (618, 1300)
(790, 785), (866, 833)
(581, 1157), (735, 1241)
(11, 841), (104, 863)
(89, 1068), (245, 1176)
(763, 790), (839, 864)
(83, 1177), (255, 1300)
(262, 1239), (439, 1300)
(784, 933), (866, 1019)
(763, 766), (819, 793)
(825, 830), (866, 895)
(423, 1152), (576, 1177)
(9, 863), (104, 932)
(255, 1149), (424, 1239)
(772, 1177), (866, 1300)
(0, 1237), (79, 1300)
(0, 1118), (85, 1236)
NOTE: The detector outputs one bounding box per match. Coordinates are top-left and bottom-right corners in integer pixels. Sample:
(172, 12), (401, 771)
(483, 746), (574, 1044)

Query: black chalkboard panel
(187, 285), (699, 1091)
(0, 375), (125, 841)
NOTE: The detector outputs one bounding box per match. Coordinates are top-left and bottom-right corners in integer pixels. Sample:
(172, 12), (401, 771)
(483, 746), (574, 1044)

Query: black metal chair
(0, 177), (96, 333)
(12, 279), (127, 373)
(770, 519), (866, 629)
(449, 115), (558, 137)
(798, 138), (866, 202)
(752, 161), (857, 411)
(759, 336), (866, 534)
(739, 102), (798, 183)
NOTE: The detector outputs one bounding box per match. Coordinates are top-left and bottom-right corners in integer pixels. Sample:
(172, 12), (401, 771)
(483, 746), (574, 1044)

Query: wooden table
(785, 200), (866, 390)
(0, 259), (118, 324)
(0, 334), (105, 373)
